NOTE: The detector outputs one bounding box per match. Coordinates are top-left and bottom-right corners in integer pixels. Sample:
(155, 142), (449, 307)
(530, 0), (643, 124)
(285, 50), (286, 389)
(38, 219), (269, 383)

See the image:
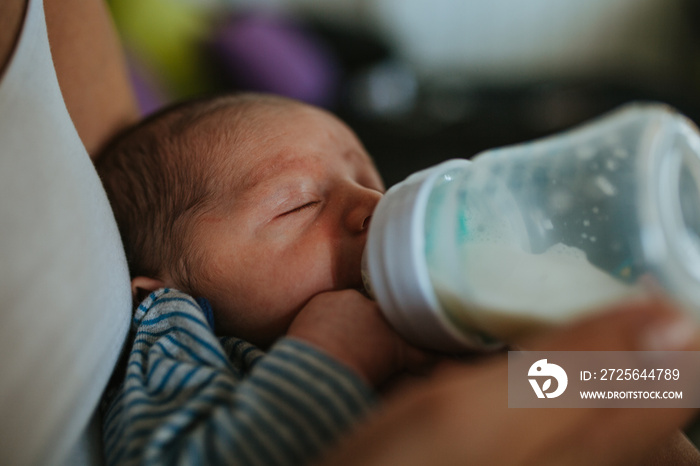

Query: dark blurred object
(306, 18), (391, 77)
(338, 79), (700, 187)
(682, 0), (700, 40)
(208, 11), (341, 108)
(344, 60), (419, 120)
(303, 15), (700, 186)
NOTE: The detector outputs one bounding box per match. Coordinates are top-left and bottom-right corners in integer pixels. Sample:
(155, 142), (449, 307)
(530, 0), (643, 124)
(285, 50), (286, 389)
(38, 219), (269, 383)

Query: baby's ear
(131, 276), (166, 303)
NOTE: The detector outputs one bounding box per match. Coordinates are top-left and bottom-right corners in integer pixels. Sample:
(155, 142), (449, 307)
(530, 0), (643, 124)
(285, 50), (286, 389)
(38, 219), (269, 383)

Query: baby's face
(181, 102), (384, 346)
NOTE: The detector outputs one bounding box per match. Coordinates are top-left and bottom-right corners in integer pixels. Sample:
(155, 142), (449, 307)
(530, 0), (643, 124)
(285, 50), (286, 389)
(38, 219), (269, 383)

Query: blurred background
(108, 0), (700, 442)
(108, 0), (700, 186)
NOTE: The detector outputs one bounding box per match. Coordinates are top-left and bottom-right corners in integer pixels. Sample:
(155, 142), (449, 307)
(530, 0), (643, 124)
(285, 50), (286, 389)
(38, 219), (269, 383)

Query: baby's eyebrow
(237, 152), (307, 193)
(342, 148), (371, 165)
(235, 162), (314, 211)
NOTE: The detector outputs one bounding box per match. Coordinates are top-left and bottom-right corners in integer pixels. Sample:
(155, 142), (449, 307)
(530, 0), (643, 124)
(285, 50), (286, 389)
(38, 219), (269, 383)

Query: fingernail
(640, 313), (697, 351)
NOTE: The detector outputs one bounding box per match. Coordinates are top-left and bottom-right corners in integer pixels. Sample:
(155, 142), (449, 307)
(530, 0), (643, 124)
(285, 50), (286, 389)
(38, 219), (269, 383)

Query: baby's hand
(286, 289), (432, 387)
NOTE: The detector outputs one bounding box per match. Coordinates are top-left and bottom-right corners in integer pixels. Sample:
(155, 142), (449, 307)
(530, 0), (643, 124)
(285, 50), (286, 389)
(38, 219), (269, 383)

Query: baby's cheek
(211, 297), (291, 347)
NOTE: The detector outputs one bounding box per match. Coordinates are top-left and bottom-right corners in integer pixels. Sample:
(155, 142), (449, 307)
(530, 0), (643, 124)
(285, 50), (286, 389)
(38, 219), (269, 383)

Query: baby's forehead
(190, 99), (311, 156)
(197, 99), (357, 159)
(188, 97), (378, 193)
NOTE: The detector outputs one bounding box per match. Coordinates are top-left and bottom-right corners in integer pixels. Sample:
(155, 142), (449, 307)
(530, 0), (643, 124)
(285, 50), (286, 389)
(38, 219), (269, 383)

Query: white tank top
(0, 0), (131, 464)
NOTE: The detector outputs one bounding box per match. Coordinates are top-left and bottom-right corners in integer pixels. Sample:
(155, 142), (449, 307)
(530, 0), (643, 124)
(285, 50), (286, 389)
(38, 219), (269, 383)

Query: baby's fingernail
(640, 313), (698, 351)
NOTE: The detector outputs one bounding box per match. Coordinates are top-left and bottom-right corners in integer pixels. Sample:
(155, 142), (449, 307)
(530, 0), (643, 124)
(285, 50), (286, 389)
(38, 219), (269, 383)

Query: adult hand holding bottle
(318, 297), (700, 465)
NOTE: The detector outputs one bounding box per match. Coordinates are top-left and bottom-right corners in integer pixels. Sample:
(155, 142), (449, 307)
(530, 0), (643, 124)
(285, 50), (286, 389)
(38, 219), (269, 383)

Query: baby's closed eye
(280, 201), (321, 216)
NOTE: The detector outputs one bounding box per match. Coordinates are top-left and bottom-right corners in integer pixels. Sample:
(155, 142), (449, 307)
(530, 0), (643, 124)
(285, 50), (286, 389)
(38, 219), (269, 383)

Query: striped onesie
(102, 288), (376, 465)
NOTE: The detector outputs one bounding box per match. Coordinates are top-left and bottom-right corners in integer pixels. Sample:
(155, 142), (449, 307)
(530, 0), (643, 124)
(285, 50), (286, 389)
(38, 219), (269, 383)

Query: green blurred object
(109, 0), (215, 99)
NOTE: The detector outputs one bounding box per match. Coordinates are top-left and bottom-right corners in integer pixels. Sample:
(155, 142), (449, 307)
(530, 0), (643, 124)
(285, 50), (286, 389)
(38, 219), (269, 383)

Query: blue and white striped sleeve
(102, 288), (376, 466)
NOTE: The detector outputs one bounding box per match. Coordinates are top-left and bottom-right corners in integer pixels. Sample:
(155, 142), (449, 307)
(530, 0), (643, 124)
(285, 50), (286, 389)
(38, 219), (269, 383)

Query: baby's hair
(96, 92), (295, 293)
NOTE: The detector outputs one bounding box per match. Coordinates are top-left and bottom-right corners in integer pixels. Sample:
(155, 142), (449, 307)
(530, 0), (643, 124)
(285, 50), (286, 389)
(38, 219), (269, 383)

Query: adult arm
(0, 0), (26, 77)
(44, 0), (139, 157)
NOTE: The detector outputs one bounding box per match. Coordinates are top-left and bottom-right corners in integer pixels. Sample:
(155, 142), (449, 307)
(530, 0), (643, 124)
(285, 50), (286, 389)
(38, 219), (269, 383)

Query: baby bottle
(362, 103), (700, 351)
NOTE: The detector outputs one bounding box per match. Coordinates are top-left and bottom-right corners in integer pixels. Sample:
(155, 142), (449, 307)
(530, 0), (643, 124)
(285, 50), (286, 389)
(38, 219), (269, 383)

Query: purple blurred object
(127, 53), (170, 117)
(209, 11), (340, 107)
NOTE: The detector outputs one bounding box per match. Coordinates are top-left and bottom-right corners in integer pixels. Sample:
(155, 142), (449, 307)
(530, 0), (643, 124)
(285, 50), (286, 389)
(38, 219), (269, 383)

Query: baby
(97, 93), (428, 465)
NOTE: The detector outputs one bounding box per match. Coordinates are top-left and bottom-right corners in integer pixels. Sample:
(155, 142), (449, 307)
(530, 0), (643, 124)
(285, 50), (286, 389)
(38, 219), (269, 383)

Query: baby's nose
(346, 187), (381, 233)
(347, 208), (372, 233)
